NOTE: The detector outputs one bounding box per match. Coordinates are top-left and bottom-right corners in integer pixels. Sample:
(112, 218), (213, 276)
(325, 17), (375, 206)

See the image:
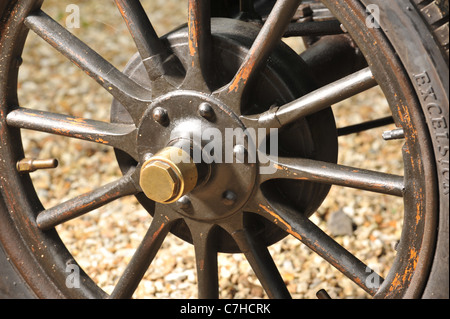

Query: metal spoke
(284, 20), (344, 38)
(225, 0), (301, 96)
(222, 221), (291, 299)
(253, 193), (383, 296)
(24, 10), (151, 123)
(240, 67), (377, 129)
(114, 0), (182, 81)
(183, 0), (212, 91)
(6, 108), (138, 160)
(36, 171), (139, 230)
(187, 221), (219, 299)
(260, 156), (404, 197)
(337, 116), (395, 136)
(110, 209), (177, 299)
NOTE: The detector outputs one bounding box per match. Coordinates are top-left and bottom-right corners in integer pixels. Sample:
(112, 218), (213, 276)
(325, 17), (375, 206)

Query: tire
(371, 0), (449, 299)
(0, 0), (448, 299)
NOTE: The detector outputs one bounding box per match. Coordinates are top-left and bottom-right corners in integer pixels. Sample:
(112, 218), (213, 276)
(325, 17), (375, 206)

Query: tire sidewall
(361, 0), (449, 298)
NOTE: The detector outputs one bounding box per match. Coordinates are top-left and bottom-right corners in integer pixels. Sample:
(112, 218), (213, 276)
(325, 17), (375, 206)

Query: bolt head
(140, 160), (181, 203)
(152, 107), (169, 126)
(222, 190), (237, 206)
(139, 147), (198, 204)
(198, 102), (215, 121)
(177, 195), (192, 210)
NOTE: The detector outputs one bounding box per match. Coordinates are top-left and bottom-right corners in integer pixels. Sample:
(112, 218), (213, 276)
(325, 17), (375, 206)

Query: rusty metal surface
(0, 0), (446, 299)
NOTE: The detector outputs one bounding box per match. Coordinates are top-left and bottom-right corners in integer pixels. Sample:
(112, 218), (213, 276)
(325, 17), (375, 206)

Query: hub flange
(137, 91), (258, 222)
(111, 18), (338, 252)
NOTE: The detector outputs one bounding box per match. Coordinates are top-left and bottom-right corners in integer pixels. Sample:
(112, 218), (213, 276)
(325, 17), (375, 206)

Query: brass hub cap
(140, 147), (198, 204)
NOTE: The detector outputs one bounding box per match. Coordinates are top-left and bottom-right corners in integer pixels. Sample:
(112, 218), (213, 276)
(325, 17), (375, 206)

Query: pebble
(327, 209), (354, 236)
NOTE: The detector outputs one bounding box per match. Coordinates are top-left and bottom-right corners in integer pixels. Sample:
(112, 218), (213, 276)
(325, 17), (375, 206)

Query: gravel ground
(17, 0), (404, 299)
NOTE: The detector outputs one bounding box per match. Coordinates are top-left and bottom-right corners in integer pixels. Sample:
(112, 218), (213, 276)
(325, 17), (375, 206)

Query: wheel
(0, 0), (448, 299)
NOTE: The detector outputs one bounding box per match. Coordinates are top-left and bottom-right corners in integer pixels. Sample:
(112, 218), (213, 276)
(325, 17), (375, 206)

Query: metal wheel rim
(0, 0), (437, 299)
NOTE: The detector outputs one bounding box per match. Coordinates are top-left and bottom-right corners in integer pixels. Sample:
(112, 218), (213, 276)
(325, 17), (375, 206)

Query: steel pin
(382, 128), (405, 140)
(16, 158), (59, 173)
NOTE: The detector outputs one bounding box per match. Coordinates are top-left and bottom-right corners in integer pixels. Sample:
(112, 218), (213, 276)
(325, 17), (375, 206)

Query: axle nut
(140, 147), (198, 204)
(140, 161), (180, 203)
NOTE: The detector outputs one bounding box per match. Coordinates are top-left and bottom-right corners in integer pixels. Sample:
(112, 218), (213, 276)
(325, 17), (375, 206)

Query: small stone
(327, 210), (354, 236)
(165, 271), (188, 283)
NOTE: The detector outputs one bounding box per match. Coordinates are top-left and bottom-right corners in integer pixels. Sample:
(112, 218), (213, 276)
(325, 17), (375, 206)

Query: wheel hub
(111, 18), (338, 251)
(136, 91), (258, 222)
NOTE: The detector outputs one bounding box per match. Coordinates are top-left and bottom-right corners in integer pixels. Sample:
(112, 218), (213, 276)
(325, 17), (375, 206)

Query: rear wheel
(0, 0), (448, 298)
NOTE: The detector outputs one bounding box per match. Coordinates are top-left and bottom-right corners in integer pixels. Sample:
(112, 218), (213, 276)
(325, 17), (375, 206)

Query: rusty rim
(0, 0), (437, 298)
